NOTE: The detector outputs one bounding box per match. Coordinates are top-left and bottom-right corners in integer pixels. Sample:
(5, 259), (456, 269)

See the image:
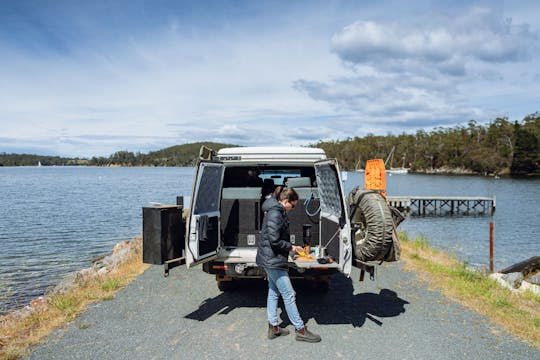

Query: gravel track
(25, 263), (538, 360)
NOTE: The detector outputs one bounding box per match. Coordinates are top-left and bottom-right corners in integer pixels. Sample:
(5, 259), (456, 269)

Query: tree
(511, 114), (540, 175)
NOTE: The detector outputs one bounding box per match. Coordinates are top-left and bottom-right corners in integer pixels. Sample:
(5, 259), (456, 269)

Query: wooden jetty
(386, 196), (496, 215)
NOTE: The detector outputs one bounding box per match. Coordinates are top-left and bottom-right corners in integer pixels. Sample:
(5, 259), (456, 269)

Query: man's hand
(291, 245), (304, 254)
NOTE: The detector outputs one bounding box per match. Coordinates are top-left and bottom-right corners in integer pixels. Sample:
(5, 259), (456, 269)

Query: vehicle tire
(217, 280), (235, 292)
(347, 187), (395, 262)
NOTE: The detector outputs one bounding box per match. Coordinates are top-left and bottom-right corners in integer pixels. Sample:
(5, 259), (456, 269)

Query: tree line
(1, 115), (538, 175)
(0, 154), (89, 166)
(316, 113), (539, 176)
(87, 142), (235, 167)
(0, 142), (234, 167)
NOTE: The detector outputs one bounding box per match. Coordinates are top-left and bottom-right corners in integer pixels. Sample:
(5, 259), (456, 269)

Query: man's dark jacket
(256, 197), (292, 270)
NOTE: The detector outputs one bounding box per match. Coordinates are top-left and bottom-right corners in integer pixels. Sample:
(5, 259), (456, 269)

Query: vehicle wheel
(217, 280), (235, 292)
(347, 187), (395, 262)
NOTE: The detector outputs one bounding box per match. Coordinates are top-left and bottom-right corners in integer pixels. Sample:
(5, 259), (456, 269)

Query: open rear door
(186, 161), (224, 268)
(314, 159), (352, 276)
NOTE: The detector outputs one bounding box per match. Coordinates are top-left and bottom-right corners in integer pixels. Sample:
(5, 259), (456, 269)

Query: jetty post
(490, 221), (494, 273)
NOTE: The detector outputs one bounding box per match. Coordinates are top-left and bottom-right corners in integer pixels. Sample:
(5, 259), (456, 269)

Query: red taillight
(212, 265), (228, 270)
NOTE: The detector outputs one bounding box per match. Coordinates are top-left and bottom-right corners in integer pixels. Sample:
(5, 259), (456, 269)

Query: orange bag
(364, 159), (387, 197)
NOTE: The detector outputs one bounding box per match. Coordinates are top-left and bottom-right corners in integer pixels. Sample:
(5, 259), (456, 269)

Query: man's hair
(276, 187), (299, 202)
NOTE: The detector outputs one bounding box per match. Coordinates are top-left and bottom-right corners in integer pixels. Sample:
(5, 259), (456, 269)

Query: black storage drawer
(142, 205), (185, 265)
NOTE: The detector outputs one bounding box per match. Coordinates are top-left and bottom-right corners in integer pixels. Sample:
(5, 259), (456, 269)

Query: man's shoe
(268, 324), (290, 339)
(295, 326), (321, 342)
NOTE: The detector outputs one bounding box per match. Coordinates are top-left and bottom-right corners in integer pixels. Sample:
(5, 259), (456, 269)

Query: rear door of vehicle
(314, 159), (352, 276)
(186, 161), (225, 268)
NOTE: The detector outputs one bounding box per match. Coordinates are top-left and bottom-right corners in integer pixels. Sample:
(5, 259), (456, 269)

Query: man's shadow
(185, 274), (408, 327)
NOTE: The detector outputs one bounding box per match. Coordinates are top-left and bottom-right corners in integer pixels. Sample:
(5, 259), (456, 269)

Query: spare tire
(347, 186), (396, 262)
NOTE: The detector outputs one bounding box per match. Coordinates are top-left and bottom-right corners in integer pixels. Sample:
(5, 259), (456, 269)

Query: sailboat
(354, 158), (365, 173)
(37, 161), (42, 167)
(385, 146), (409, 174)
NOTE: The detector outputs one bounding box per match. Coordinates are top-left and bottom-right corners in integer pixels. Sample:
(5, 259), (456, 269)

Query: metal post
(489, 221), (494, 273)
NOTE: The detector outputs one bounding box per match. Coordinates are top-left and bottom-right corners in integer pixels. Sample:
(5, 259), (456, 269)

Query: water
(343, 172), (540, 270)
(0, 166), (194, 314)
(0, 167), (538, 314)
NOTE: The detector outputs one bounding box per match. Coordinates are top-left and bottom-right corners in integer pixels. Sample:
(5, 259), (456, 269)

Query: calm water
(0, 166), (539, 314)
(344, 172), (540, 270)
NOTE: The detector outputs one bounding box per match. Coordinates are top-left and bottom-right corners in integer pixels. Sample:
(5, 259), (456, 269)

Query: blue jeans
(265, 268), (304, 330)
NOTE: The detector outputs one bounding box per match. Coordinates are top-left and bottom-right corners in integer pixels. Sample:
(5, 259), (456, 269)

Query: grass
(101, 279), (121, 291)
(399, 231), (540, 347)
(0, 237), (149, 360)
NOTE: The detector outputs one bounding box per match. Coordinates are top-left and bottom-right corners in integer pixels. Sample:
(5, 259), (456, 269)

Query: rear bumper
(202, 260), (338, 279)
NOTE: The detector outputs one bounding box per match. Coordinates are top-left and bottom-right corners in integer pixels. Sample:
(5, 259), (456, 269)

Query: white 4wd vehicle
(143, 146), (400, 291)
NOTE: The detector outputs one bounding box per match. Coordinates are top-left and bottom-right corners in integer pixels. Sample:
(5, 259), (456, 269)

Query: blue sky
(1, 0), (539, 157)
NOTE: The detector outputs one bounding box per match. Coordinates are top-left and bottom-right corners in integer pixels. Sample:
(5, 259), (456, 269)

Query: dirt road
(25, 263), (537, 359)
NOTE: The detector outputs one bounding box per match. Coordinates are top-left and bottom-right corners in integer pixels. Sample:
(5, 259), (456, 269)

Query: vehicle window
(223, 166), (315, 187)
(223, 167), (262, 187)
(194, 165), (222, 214)
(259, 169), (301, 185)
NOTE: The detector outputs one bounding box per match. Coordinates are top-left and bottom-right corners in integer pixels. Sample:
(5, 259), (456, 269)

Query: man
(256, 187), (321, 342)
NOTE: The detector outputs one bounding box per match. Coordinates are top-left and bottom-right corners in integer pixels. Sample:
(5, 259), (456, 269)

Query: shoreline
(1, 239), (141, 317)
(3, 164), (538, 177)
(0, 237), (148, 359)
(3, 164), (539, 177)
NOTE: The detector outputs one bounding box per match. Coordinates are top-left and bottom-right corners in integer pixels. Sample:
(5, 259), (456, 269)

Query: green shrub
(101, 279), (121, 291)
(51, 296), (75, 311)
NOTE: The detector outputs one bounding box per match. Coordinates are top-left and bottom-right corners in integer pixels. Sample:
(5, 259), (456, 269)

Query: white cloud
(0, 19), (345, 156)
(294, 7), (539, 133)
(331, 7), (537, 70)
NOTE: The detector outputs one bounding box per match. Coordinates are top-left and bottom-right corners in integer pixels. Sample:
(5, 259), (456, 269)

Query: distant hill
(143, 142), (237, 166)
(89, 142), (238, 166)
(0, 153), (88, 166)
(0, 142), (237, 167)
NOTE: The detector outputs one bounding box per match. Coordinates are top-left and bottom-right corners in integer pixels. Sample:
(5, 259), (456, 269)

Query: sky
(1, 0), (539, 157)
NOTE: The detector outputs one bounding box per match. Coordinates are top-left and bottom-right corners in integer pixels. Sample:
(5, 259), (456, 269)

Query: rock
(30, 296), (46, 308)
(504, 272), (524, 288)
(93, 260), (106, 269)
(97, 267), (110, 276)
(490, 272), (540, 295)
(23, 305), (34, 314)
(45, 274), (77, 296)
(489, 273), (515, 292)
(74, 268), (96, 285)
(91, 254), (107, 265)
(525, 271), (540, 285)
(113, 240), (130, 254)
(97, 240), (135, 270)
(519, 281), (540, 296)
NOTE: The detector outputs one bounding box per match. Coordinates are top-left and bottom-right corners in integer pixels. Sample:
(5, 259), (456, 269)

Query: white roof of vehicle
(218, 146), (325, 155)
(216, 146), (326, 165)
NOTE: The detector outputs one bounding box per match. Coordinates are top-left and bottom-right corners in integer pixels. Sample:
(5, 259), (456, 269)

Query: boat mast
(355, 158), (362, 171)
(385, 146), (395, 168)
